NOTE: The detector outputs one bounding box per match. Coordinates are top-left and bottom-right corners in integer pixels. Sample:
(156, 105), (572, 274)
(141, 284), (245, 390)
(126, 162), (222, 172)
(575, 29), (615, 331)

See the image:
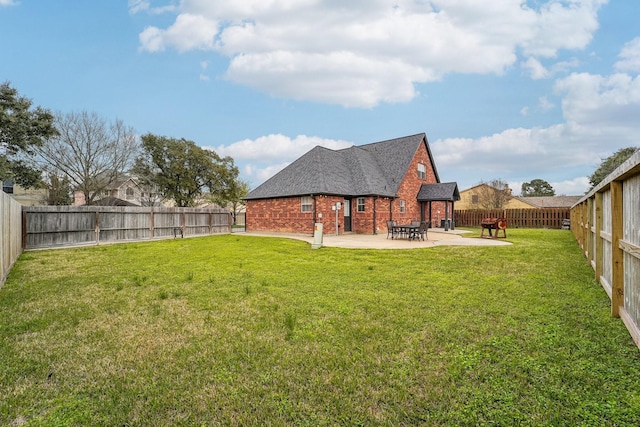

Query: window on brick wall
(400, 200), (406, 213)
(472, 194), (479, 204)
(417, 163), (426, 179)
(301, 196), (312, 212)
(357, 197), (365, 212)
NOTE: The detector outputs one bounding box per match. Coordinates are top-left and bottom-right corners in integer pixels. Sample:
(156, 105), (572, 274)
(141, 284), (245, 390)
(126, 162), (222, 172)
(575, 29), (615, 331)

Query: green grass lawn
(1, 229), (639, 426)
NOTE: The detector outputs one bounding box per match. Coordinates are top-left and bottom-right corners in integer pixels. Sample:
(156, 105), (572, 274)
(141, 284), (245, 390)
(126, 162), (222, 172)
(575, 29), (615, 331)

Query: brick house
(244, 133), (460, 235)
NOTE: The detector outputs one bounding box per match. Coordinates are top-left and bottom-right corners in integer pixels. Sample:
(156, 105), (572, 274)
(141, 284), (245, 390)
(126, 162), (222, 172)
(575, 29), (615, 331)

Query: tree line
(0, 82), (248, 210)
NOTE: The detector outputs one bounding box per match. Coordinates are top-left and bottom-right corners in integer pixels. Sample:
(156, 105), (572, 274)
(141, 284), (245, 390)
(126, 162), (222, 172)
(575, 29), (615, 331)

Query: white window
(357, 197), (365, 212)
(301, 196), (313, 212)
(417, 163), (426, 179)
(400, 200), (406, 213)
(125, 187), (134, 200)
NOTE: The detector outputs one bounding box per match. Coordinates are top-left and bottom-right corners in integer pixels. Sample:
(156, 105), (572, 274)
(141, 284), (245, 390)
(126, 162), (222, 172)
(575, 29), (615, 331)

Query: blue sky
(2, 0), (639, 195)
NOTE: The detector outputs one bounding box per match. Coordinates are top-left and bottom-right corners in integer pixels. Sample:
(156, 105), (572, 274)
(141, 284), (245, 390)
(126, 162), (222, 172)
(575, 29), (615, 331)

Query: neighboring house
(511, 195), (581, 208)
(457, 183), (514, 210)
(244, 133), (460, 235)
(458, 183), (580, 210)
(1, 179), (48, 206)
(73, 177), (163, 206)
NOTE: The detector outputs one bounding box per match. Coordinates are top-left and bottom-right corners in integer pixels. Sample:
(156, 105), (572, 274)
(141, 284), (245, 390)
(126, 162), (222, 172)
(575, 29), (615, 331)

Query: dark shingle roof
(513, 196), (581, 208)
(417, 182), (460, 202)
(245, 133), (434, 200)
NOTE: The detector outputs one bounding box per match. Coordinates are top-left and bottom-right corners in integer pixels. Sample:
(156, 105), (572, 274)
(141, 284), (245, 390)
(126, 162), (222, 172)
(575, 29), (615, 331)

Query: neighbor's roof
(245, 133), (438, 200)
(513, 196), (581, 208)
(417, 182), (460, 202)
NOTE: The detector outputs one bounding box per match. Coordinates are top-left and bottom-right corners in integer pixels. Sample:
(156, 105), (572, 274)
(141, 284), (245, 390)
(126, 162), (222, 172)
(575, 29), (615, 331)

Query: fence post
(95, 210), (100, 245)
(22, 208), (27, 250)
(150, 208), (154, 239)
(594, 193), (603, 283)
(611, 181), (624, 318)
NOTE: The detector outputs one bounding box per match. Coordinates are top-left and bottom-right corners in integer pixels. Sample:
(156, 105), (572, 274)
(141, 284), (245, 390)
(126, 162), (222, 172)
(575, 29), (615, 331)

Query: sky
(1, 0), (639, 196)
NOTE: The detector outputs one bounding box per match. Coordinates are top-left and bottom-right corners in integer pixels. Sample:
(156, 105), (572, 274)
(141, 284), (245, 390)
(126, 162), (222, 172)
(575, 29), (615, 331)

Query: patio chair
(386, 220), (398, 239)
(410, 221), (429, 241)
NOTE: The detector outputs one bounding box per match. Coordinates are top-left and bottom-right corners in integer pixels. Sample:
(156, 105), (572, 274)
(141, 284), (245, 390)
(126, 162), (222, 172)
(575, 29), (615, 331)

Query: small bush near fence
(455, 208), (570, 229)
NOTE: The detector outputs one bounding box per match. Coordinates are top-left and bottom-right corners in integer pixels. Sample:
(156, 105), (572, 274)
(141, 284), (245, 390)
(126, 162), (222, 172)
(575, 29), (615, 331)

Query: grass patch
(1, 230), (640, 425)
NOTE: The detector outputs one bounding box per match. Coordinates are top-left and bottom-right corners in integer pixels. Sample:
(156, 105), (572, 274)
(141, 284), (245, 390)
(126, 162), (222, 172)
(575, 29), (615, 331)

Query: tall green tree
(0, 82), (57, 188)
(521, 179), (555, 197)
(589, 147), (638, 190)
(210, 179), (250, 224)
(135, 134), (239, 207)
(44, 173), (73, 206)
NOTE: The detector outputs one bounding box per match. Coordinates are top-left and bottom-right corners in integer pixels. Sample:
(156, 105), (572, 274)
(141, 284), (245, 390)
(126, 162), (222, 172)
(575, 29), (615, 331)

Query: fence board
(23, 206), (231, 249)
(572, 149), (640, 350)
(1, 192), (23, 287)
(454, 208), (571, 229)
(623, 174), (640, 329)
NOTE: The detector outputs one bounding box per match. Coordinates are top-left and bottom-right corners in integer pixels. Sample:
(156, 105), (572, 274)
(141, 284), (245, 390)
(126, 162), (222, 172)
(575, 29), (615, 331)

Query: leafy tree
(44, 173), (73, 205)
(521, 179), (555, 197)
(135, 134), (239, 207)
(33, 111), (139, 205)
(475, 178), (511, 209)
(210, 179), (250, 224)
(589, 147), (638, 190)
(0, 82), (57, 188)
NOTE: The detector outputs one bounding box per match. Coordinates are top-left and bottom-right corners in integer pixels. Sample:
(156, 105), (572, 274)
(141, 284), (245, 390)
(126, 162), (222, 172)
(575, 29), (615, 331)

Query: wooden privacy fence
(571, 149), (640, 351)
(454, 208), (570, 229)
(1, 192), (23, 287)
(23, 206), (232, 250)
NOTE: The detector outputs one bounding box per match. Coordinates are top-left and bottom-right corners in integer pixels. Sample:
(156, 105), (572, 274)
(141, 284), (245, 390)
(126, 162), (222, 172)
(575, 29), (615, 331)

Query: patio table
(392, 224), (419, 240)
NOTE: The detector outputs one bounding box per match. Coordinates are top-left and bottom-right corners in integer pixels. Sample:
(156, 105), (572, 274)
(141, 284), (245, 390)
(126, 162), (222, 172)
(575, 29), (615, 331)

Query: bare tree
(34, 111), (139, 205)
(476, 178), (511, 209)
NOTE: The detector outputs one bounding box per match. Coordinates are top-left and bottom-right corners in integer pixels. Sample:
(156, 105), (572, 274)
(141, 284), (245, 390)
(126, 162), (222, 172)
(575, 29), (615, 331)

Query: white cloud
(522, 57), (550, 79)
(615, 37), (640, 73)
(199, 60), (210, 81)
(244, 162), (292, 186)
(431, 52), (640, 195)
(0, 0), (17, 6)
(210, 134), (353, 185)
(522, 57), (581, 80)
(538, 96), (554, 112)
(550, 177), (590, 196)
(128, 0), (176, 15)
(518, 0), (605, 57)
(137, 0), (607, 107)
(139, 13), (218, 53)
(213, 134), (353, 161)
(554, 72), (640, 131)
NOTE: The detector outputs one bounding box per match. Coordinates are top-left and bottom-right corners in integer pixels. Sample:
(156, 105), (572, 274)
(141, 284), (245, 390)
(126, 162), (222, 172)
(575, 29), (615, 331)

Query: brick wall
(390, 141), (447, 226)
(246, 197), (315, 234)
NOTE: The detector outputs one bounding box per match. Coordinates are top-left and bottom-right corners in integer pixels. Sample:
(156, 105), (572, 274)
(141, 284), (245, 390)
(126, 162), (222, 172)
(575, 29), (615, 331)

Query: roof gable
(417, 182), (460, 202)
(245, 133), (435, 200)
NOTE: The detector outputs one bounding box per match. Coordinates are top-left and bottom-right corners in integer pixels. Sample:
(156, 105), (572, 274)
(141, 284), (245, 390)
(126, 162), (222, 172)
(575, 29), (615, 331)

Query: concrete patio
(239, 228), (512, 249)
